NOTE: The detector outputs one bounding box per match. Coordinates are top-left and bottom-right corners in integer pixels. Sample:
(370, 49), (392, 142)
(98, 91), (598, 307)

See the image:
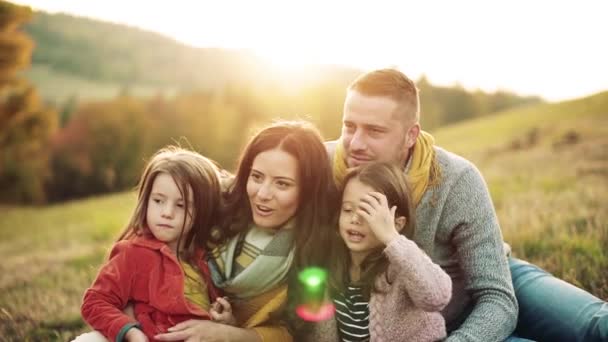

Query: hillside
(20, 9), (542, 131)
(434, 91), (608, 297)
(0, 91), (606, 340)
(25, 12), (267, 86)
(22, 11), (362, 102)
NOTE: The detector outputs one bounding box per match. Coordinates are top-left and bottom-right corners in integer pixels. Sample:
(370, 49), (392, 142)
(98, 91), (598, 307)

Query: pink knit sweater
(305, 235), (452, 342)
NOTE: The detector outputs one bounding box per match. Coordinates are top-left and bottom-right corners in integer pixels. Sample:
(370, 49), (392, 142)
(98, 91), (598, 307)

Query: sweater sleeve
(384, 235), (452, 312)
(443, 166), (518, 342)
(81, 241), (139, 341)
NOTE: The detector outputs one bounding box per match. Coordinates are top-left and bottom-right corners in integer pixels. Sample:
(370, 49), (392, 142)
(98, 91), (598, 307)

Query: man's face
(341, 90), (416, 167)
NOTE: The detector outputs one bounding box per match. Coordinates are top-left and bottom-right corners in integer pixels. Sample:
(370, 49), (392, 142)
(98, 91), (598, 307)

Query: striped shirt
(333, 285), (370, 342)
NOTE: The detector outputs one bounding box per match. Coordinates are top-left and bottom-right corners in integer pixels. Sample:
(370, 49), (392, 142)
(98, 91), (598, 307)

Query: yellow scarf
(332, 130), (442, 207)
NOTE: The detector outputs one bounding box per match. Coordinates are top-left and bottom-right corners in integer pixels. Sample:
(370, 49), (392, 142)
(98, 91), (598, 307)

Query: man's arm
(444, 166), (518, 342)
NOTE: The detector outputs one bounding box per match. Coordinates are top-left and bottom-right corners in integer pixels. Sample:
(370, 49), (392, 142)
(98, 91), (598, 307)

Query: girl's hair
(328, 162), (416, 300)
(118, 146), (222, 262)
(217, 120), (337, 271)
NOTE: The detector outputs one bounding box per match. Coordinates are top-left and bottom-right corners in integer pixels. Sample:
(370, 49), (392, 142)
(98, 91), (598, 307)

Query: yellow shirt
(180, 260), (210, 311)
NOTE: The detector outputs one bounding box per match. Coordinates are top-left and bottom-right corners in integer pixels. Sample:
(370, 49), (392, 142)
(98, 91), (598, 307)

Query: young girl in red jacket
(80, 146), (235, 342)
(304, 162), (452, 342)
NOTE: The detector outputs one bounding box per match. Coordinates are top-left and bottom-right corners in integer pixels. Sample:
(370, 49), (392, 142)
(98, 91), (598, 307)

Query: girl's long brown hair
(328, 162), (416, 300)
(118, 146), (222, 263)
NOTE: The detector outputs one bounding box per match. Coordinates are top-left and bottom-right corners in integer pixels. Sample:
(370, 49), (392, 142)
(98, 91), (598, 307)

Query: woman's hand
(210, 297), (237, 326)
(155, 320), (261, 342)
(357, 192), (403, 245)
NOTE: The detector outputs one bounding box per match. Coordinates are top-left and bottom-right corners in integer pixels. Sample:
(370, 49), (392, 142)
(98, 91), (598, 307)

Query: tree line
(1, 1), (543, 204)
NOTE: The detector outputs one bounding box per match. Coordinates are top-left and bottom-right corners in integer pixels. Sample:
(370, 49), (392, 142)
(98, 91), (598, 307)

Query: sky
(14, 0), (608, 101)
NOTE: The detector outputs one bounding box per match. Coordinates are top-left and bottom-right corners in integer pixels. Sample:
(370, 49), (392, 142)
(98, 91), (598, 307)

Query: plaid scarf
(207, 223), (295, 299)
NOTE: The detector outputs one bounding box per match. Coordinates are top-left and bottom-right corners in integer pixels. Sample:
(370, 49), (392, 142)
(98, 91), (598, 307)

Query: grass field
(24, 65), (178, 103)
(0, 192), (136, 340)
(433, 91), (608, 297)
(1, 92), (607, 340)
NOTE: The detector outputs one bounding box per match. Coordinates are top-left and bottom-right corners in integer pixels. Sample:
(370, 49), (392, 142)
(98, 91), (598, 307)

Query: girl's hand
(357, 192), (402, 245)
(210, 296), (237, 326)
(125, 327), (148, 342)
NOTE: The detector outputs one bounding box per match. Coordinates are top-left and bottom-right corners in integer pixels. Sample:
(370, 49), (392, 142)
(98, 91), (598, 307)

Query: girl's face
(146, 172), (194, 252)
(339, 177), (384, 261)
(246, 148), (300, 229)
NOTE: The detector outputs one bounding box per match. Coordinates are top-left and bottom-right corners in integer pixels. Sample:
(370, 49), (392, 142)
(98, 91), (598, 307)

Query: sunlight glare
(253, 46), (318, 71)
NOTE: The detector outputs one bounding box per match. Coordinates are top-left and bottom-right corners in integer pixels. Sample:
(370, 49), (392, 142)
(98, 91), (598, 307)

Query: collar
(131, 234), (167, 250)
(130, 233), (205, 261)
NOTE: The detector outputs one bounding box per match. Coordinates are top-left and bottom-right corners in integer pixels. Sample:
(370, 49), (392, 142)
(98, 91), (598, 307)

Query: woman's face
(246, 148), (300, 229)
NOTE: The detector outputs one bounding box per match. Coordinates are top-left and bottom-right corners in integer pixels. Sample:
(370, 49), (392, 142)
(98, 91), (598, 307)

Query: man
(326, 68), (608, 341)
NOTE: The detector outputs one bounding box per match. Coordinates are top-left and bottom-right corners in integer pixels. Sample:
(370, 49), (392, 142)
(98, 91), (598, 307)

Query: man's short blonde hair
(348, 68), (420, 123)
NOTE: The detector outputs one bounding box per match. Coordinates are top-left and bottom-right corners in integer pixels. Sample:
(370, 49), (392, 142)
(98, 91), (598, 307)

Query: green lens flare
(296, 267), (334, 321)
(299, 267), (327, 290)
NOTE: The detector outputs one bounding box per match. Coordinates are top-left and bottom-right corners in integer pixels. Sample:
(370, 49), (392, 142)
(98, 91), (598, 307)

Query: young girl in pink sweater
(306, 162), (452, 342)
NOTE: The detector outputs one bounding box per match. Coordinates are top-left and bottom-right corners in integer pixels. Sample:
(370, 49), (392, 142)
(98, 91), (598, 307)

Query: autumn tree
(0, 1), (57, 203)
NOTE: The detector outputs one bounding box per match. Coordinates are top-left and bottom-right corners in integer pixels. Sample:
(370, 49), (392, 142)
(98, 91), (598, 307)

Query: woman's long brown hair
(215, 120), (337, 271)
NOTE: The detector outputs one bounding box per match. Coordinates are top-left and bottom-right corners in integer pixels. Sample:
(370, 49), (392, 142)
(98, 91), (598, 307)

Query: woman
(155, 120), (336, 341)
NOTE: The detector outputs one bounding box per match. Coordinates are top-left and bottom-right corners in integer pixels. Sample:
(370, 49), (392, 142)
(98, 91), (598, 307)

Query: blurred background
(0, 0), (606, 340)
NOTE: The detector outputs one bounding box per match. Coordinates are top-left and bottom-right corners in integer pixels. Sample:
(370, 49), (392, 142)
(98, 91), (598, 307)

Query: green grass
(434, 91), (608, 299)
(24, 65), (178, 102)
(0, 192), (135, 340)
(433, 91), (608, 154)
(1, 91), (607, 340)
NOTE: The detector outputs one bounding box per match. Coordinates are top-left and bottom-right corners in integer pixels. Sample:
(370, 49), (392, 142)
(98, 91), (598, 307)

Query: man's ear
(406, 123), (421, 149)
(395, 216), (407, 231)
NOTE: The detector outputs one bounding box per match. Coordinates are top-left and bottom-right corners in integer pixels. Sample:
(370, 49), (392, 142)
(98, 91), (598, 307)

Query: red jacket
(81, 235), (220, 341)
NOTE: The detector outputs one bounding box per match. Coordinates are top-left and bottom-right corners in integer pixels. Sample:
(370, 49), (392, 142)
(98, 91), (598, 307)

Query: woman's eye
(153, 198), (161, 204)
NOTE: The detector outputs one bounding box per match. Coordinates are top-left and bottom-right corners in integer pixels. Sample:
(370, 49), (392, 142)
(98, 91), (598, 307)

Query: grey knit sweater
(325, 141), (518, 342)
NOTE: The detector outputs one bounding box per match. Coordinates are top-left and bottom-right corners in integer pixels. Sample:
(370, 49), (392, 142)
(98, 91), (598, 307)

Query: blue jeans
(504, 336), (534, 342)
(509, 257), (608, 342)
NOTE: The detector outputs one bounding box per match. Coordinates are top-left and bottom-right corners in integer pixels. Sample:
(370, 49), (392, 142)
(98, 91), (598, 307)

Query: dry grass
(0, 193), (134, 340)
(434, 91), (608, 299)
(1, 92), (606, 340)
